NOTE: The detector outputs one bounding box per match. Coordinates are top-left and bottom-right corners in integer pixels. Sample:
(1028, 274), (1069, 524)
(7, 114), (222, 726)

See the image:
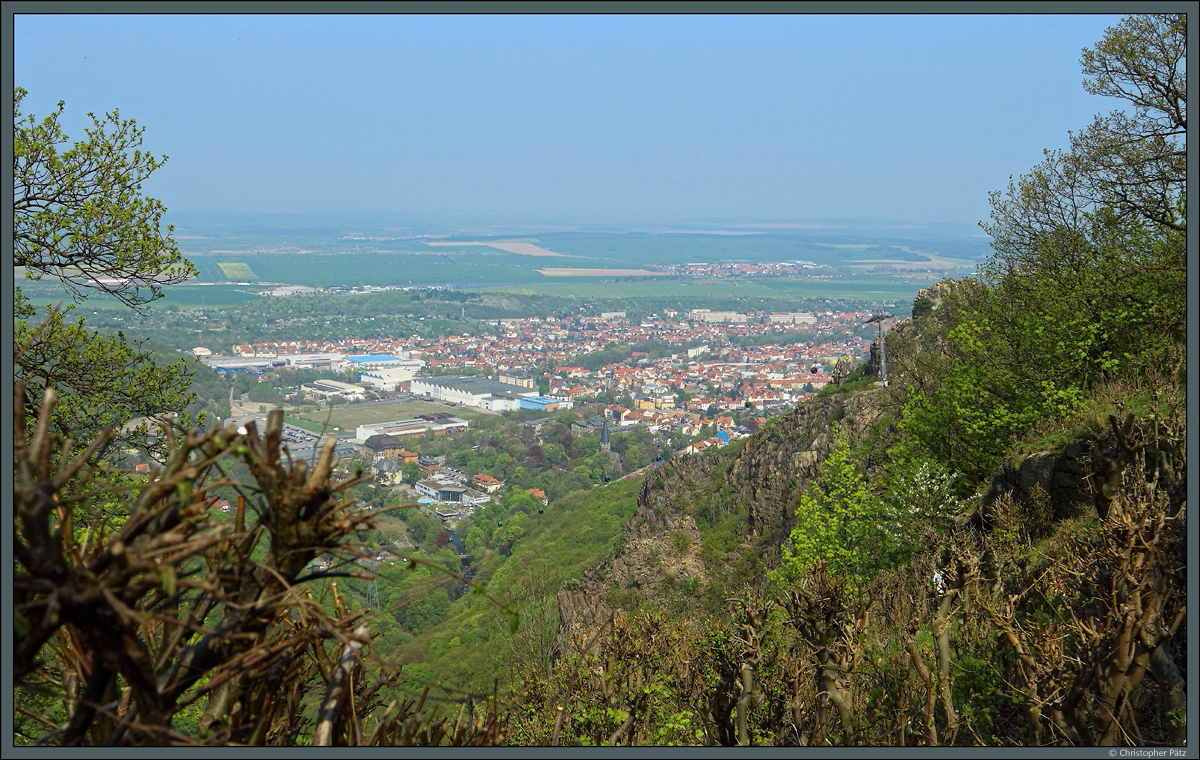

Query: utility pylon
(864, 310), (892, 385)
(366, 559), (380, 608)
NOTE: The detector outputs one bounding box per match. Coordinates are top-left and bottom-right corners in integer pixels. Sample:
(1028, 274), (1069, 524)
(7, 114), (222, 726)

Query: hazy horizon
(159, 208), (995, 237)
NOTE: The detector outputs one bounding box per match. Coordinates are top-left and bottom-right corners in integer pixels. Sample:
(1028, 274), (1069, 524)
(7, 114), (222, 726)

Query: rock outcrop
(553, 463), (709, 659)
(980, 441), (1092, 520)
(724, 390), (888, 540)
(555, 388), (892, 657)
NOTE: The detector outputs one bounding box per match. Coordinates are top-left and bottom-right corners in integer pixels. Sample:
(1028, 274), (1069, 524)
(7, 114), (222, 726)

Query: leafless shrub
(13, 387), (506, 746)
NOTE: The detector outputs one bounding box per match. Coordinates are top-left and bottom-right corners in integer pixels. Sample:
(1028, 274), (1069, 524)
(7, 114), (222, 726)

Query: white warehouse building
(303, 379), (366, 400)
(410, 376), (539, 411)
(356, 415), (469, 441)
(345, 354), (418, 369)
(345, 355), (426, 391)
(358, 368), (418, 391)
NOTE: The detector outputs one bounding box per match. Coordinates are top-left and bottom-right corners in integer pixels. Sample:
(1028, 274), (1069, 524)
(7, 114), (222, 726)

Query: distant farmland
(216, 262), (259, 279)
(175, 230), (976, 289)
(16, 280), (265, 311)
(537, 267), (661, 277)
(492, 277), (929, 302)
(180, 251), (940, 305)
(424, 241), (566, 257)
(189, 253), (547, 286)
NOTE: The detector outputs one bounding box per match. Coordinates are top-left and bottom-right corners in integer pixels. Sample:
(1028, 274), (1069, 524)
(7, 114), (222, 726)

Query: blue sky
(14, 13), (1128, 226)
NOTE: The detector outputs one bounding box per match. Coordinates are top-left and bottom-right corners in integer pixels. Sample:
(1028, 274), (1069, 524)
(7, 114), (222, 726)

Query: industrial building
(355, 414), (469, 441)
(767, 312), (817, 325)
(350, 355), (425, 390)
(200, 351), (353, 374)
(409, 376), (539, 412)
(284, 353), (344, 371)
(302, 379), (366, 400)
(202, 356), (275, 374)
(345, 354), (419, 369)
(688, 309), (748, 324)
(519, 396), (564, 412)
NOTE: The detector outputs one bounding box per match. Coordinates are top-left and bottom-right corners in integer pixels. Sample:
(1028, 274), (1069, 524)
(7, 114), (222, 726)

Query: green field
(288, 400), (493, 434)
(19, 265), (935, 315)
(22, 283), (266, 311)
(188, 252), (549, 287)
(527, 232), (841, 264)
(491, 276), (932, 302)
(179, 231), (978, 289)
(216, 262), (259, 279)
(19, 226), (976, 314)
(155, 285), (266, 308)
(509, 231), (982, 266)
(19, 274), (935, 314)
(16, 278), (267, 311)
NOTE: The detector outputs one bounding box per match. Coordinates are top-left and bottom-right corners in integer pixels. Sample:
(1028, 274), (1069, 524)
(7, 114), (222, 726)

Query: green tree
(542, 442), (566, 465)
(405, 587), (452, 635)
(15, 291), (199, 453)
(982, 13), (1185, 336)
(770, 426), (892, 588)
(1075, 13), (1185, 232)
(492, 511), (529, 556)
(402, 460), (421, 484)
(406, 510), (441, 546)
(13, 89), (199, 454)
(899, 15), (1185, 486)
(501, 489), (541, 515)
(14, 88), (195, 306)
(463, 524), (488, 558)
(494, 452), (517, 479)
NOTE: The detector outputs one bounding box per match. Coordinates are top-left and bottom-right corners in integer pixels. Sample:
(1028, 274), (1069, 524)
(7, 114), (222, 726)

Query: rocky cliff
(554, 387), (894, 656)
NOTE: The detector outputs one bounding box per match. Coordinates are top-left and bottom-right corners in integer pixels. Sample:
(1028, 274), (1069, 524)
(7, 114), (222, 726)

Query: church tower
(600, 419), (610, 453)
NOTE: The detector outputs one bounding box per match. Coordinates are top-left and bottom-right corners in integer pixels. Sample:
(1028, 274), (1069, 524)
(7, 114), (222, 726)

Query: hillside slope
(534, 277), (1186, 746)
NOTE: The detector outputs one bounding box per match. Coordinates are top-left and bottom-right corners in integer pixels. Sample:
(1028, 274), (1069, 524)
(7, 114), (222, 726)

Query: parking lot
(281, 423), (320, 445)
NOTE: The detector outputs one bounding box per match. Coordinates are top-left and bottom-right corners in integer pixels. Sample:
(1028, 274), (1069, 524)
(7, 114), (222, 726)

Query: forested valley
(11, 14), (1187, 747)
